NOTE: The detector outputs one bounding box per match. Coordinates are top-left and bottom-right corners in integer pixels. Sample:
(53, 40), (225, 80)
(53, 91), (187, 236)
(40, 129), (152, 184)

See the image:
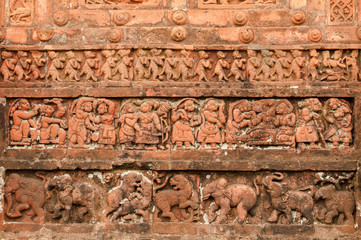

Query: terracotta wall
(0, 0), (361, 239)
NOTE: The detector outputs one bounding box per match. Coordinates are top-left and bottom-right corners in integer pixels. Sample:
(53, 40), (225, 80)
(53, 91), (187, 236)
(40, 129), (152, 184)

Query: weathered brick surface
(1, 0), (361, 239)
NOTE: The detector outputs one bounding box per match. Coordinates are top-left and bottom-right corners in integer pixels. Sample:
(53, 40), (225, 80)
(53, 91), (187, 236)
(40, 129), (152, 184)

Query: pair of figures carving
(4, 173), (96, 224)
(134, 49), (193, 82)
(9, 98), (66, 146)
(308, 49), (360, 82)
(170, 98), (225, 150)
(262, 172), (355, 225)
(118, 100), (171, 150)
(1, 51), (46, 82)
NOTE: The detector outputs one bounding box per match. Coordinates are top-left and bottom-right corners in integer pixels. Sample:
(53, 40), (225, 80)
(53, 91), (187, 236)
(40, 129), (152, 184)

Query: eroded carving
(202, 177), (259, 224)
(263, 173), (314, 224)
(154, 174), (199, 222)
(4, 173), (46, 223)
(103, 172), (151, 223)
(47, 174), (96, 223)
(8, 0), (32, 25)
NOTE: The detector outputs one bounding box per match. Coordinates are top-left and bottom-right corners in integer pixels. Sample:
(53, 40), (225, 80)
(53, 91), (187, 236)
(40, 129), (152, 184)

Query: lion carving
(154, 174), (198, 222)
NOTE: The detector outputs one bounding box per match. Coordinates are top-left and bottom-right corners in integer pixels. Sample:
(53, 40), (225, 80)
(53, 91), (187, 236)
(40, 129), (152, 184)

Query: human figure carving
(307, 49), (321, 81)
(80, 51), (99, 82)
(134, 49), (150, 81)
(9, 98), (39, 145)
(323, 98), (352, 149)
(118, 102), (140, 149)
(30, 51), (46, 80)
(14, 51), (31, 81)
(176, 50), (193, 81)
(47, 51), (65, 82)
(172, 98), (202, 150)
(93, 98), (116, 149)
(212, 51), (229, 82)
(286, 50), (305, 81)
(256, 50), (275, 81)
(194, 51), (212, 82)
(247, 50), (261, 82)
(321, 50), (347, 81)
(4, 173), (46, 223)
(273, 100), (296, 147)
(1, 51), (17, 82)
(68, 98), (98, 148)
(48, 174), (96, 223)
(64, 51), (81, 81)
(38, 98), (67, 146)
(160, 49), (177, 81)
(228, 50), (246, 81)
(296, 98), (324, 152)
(8, 0), (32, 24)
(344, 50), (360, 82)
(113, 49), (133, 81)
(148, 49), (164, 81)
(271, 50), (290, 81)
(202, 177), (259, 224)
(197, 99), (226, 149)
(101, 50), (117, 81)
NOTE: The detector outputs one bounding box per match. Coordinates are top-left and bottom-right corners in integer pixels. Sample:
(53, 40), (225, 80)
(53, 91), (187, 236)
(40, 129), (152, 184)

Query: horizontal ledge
(1, 149), (358, 171)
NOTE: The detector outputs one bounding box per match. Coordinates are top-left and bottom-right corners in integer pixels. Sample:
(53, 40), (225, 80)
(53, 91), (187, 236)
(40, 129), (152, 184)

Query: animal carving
(154, 175), (199, 222)
(103, 172), (151, 223)
(263, 173), (314, 224)
(313, 172), (355, 225)
(47, 174), (96, 223)
(4, 173), (46, 223)
(202, 178), (259, 224)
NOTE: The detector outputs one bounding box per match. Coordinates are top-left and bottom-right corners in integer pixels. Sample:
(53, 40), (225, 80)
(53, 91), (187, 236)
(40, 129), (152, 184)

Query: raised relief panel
(153, 173), (200, 223)
(46, 172), (98, 223)
(328, 0), (355, 25)
(103, 171), (152, 223)
(201, 173), (262, 224)
(198, 0), (276, 9)
(118, 99), (171, 150)
(78, 0), (162, 9)
(4, 172), (46, 223)
(262, 172), (356, 225)
(7, 0), (33, 25)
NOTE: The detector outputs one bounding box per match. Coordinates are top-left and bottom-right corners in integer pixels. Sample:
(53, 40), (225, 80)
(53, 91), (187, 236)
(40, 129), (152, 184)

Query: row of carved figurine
(8, 97), (352, 150)
(3, 171), (355, 225)
(1, 49), (360, 83)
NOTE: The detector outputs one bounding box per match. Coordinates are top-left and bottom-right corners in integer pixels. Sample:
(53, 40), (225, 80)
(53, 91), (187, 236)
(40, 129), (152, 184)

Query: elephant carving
(314, 184), (355, 225)
(154, 174), (199, 223)
(202, 177), (260, 224)
(4, 173), (46, 223)
(103, 172), (151, 223)
(47, 174), (96, 223)
(263, 172), (314, 224)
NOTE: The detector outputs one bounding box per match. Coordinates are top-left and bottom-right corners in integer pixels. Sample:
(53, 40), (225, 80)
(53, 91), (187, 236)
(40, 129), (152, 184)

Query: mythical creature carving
(4, 173), (46, 223)
(103, 172), (151, 223)
(154, 174), (199, 222)
(48, 174), (96, 223)
(202, 177), (259, 224)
